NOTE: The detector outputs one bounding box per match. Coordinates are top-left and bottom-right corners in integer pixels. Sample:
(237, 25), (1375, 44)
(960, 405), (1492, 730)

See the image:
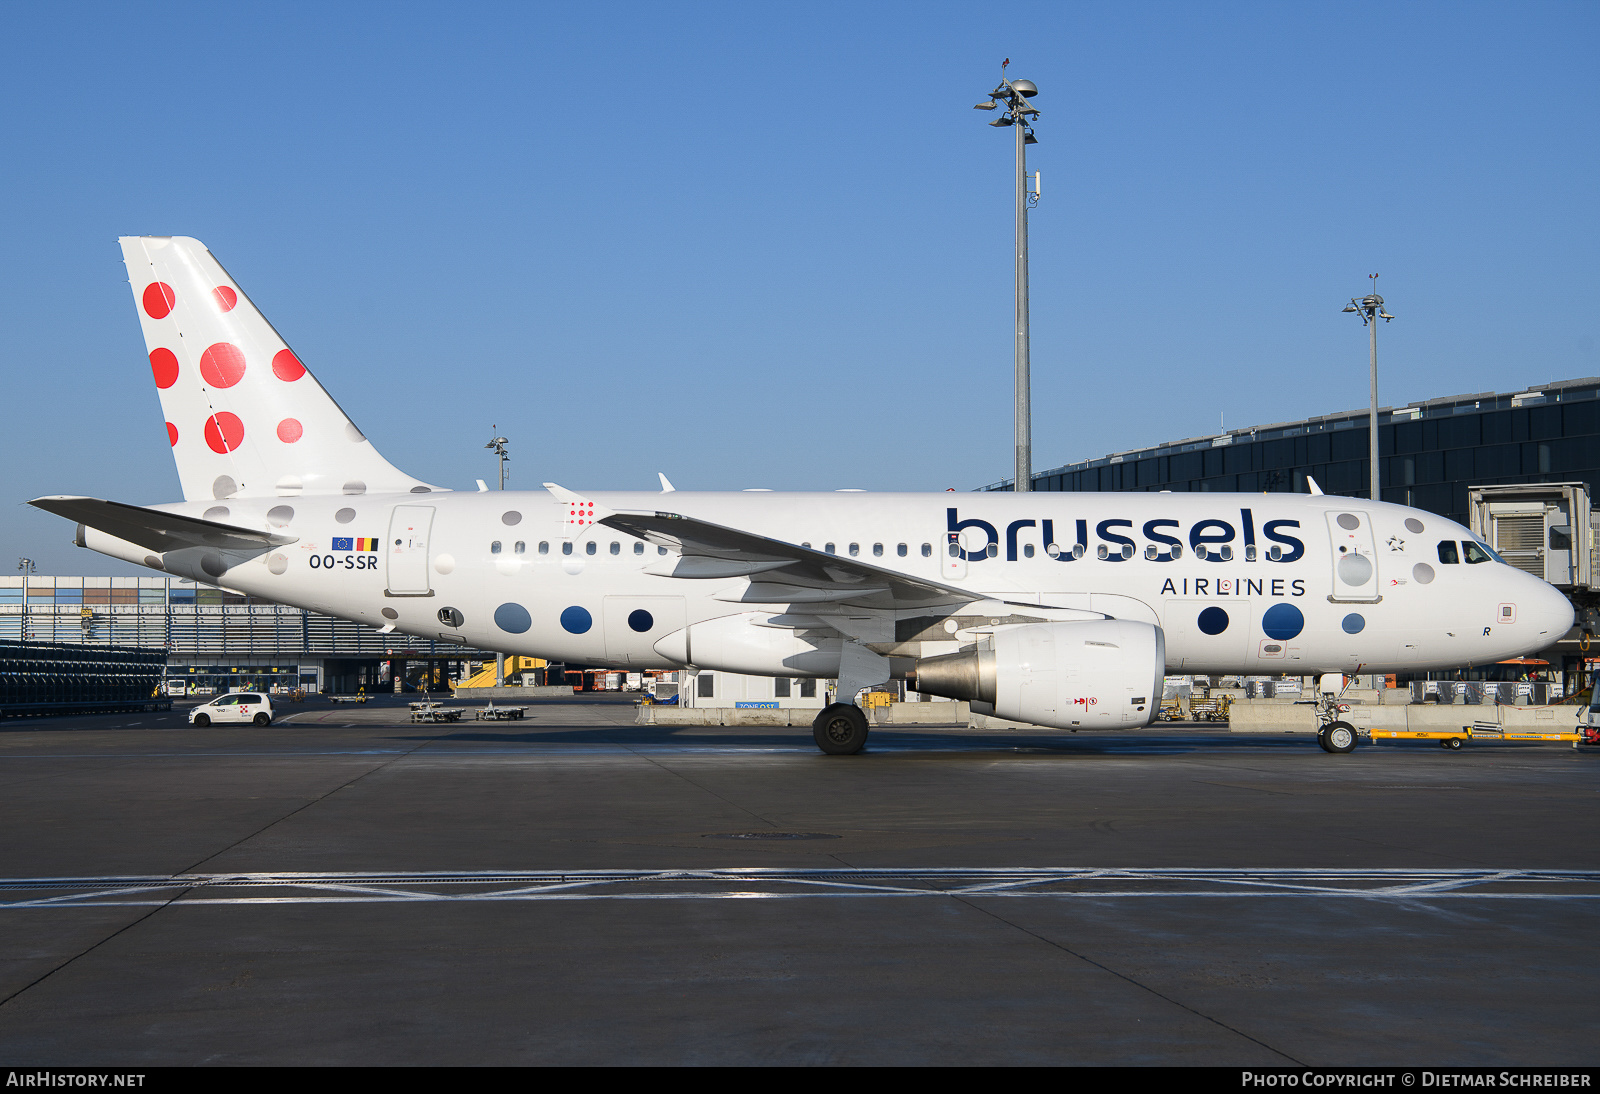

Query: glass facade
(992, 377), (1600, 526)
(0, 575), (493, 660)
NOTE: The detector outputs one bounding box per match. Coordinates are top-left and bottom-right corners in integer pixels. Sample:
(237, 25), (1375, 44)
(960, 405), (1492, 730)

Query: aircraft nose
(1529, 578), (1575, 642)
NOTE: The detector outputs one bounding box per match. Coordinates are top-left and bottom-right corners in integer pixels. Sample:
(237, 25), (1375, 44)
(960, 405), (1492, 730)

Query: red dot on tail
(166, 422), (178, 447)
(212, 286), (238, 312)
(142, 282), (175, 319)
(199, 343), (246, 388)
(272, 349), (306, 381)
(149, 348), (180, 389)
(276, 418), (303, 443)
(204, 412), (244, 453)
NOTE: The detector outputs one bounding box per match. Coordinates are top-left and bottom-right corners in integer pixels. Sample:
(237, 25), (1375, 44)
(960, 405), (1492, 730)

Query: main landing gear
(813, 704), (869, 755)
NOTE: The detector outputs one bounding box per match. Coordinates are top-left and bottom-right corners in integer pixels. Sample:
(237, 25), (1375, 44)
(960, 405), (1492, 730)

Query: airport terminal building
(0, 576), (495, 695)
(990, 376), (1600, 526)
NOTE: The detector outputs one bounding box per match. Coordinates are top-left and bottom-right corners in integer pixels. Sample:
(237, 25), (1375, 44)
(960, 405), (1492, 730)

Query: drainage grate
(701, 832), (840, 841)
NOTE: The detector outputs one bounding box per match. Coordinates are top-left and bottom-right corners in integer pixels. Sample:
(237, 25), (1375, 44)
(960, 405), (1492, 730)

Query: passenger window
(585, 541), (597, 556)
(897, 543), (907, 557)
(801, 542), (812, 549)
(634, 542), (644, 555)
(514, 541), (526, 554)
(872, 543), (883, 557)
(562, 542), (573, 556)
(948, 542), (960, 558)
(825, 543), (836, 555)
(658, 546), (668, 555)
(538, 541), (549, 555)
(490, 541), (502, 554)
(1463, 541), (1494, 564)
(610, 542), (620, 555)
(986, 543), (998, 558)
(1437, 541), (1460, 565)
(921, 543), (932, 557)
(849, 543), (860, 557)
(1024, 544), (1035, 558)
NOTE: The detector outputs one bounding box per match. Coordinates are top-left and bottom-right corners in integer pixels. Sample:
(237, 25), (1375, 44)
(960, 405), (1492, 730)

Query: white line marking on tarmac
(1, 868), (1595, 908)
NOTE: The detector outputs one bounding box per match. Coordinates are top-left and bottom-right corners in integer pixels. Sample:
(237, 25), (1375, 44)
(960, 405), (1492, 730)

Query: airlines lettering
(948, 507), (1305, 564)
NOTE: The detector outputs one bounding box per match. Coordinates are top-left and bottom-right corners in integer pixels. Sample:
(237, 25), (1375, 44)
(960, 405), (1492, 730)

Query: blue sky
(2, 1), (1596, 573)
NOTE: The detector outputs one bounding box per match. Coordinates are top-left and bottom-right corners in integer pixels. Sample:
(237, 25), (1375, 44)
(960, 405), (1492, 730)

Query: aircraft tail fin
(120, 236), (442, 501)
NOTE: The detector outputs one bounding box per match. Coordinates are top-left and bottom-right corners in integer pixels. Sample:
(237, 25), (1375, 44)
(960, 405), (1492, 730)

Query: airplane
(31, 236), (1575, 755)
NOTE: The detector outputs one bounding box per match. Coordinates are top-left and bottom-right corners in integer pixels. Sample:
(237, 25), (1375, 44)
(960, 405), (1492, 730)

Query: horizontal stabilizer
(29, 496), (297, 552)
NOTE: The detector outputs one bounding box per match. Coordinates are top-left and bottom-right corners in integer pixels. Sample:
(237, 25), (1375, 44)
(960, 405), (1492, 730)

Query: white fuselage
(95, 489), (1573, 678)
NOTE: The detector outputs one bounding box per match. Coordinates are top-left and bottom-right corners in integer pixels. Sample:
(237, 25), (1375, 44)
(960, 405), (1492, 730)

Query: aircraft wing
(30, 496), (297, 552)
(545, 487), (980, 612)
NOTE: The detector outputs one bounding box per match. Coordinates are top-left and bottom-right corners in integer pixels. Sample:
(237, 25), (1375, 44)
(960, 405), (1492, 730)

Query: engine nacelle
(909, 619), (1164, 730)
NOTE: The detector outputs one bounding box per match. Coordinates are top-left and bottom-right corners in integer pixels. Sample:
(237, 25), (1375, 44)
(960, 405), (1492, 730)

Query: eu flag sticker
(332, 537), (353, 551)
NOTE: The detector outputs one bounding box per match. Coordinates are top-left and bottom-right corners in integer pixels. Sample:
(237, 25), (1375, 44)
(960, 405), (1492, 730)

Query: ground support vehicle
(190, 692), (274, 726)
(408, 701), (461, 723)
(473, 704), (526, 721)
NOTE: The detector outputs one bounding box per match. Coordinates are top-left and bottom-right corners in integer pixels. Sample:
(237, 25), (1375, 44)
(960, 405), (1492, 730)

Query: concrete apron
(638, 701), (970, 728)
(1228, 698), (1585, 733)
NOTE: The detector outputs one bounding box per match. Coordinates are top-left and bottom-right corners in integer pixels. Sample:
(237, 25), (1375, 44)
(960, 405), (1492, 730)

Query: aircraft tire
(1323, 721), (1357, 754)
(813, 704), (869, 755)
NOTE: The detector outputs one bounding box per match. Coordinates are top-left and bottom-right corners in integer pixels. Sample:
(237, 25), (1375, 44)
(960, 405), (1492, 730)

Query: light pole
(485, 428), (509, 490)
(482, 431), (511, 686)
(17, 558), (34, 644)
(1342, 275), (1394, 502)
(975, 62), (1040, 492)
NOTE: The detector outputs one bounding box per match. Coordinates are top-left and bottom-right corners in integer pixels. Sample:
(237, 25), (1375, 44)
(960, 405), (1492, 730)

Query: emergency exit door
(386, 505), (435, 596)
(1325, 510), (1380, 602)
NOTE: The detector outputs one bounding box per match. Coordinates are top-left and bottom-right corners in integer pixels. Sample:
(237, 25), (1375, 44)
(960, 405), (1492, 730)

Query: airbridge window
(1437, 541), (1460, 565)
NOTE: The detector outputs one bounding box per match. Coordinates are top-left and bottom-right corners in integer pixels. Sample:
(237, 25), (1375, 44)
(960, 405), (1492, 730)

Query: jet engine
(908, 619), (1164, 730)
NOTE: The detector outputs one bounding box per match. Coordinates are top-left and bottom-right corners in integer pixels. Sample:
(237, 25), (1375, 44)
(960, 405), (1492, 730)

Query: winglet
(1306, 475), (1324, 496)
(658, 472), (676, 493)
(542, 483), (614, 538)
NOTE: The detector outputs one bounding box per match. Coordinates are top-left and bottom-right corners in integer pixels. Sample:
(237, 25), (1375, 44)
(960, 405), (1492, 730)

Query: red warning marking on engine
(142, 282), (175, 319)
(166, 422), (178, 447)
(213, 286), (238, 312)
(276, 418), (303, 443)
(149, 348), (180, 389)
(204, 412), (244, 453)
(272, 349), (306, 381)
(199, 343), (247, 388)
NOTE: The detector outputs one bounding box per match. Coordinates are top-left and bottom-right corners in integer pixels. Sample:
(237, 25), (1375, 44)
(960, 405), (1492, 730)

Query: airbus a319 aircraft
(32, 237), (1574, 754)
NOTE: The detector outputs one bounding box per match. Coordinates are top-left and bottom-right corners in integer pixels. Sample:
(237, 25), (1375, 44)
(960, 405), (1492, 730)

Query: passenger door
(386, 506), (435, 597)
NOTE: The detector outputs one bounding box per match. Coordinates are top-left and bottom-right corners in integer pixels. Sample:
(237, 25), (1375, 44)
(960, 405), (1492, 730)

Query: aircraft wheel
(1446, 737), (1463, 750)
(1317, 727), (1333, 753)
(193, 713), (210, 727)
(1323, 721), (1357, 754)
(253, 713), (271, 726)
(813, 704), (869, 755)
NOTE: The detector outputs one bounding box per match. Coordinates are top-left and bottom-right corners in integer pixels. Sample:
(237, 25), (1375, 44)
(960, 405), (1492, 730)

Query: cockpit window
(1463, 540), (1497, 564)
(1437, 541), (1460, 565)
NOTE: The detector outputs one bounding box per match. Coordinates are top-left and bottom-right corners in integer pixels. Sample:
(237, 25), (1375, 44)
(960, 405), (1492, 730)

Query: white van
(190, 692), (274, 727)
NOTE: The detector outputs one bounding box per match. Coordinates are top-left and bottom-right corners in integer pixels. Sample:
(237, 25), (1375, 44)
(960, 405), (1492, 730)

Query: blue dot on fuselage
(1198, 607), (1229, 635)
(560, 605), (593, 634)
(628, 609), (654, 633)
(494, 602), (531, 634)
(1342, 613), (1365, 634)
(1262, 603), (1304, 641)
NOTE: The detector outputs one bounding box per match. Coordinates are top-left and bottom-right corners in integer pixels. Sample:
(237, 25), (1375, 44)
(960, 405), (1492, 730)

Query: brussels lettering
(946, 507), (1308, 598)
